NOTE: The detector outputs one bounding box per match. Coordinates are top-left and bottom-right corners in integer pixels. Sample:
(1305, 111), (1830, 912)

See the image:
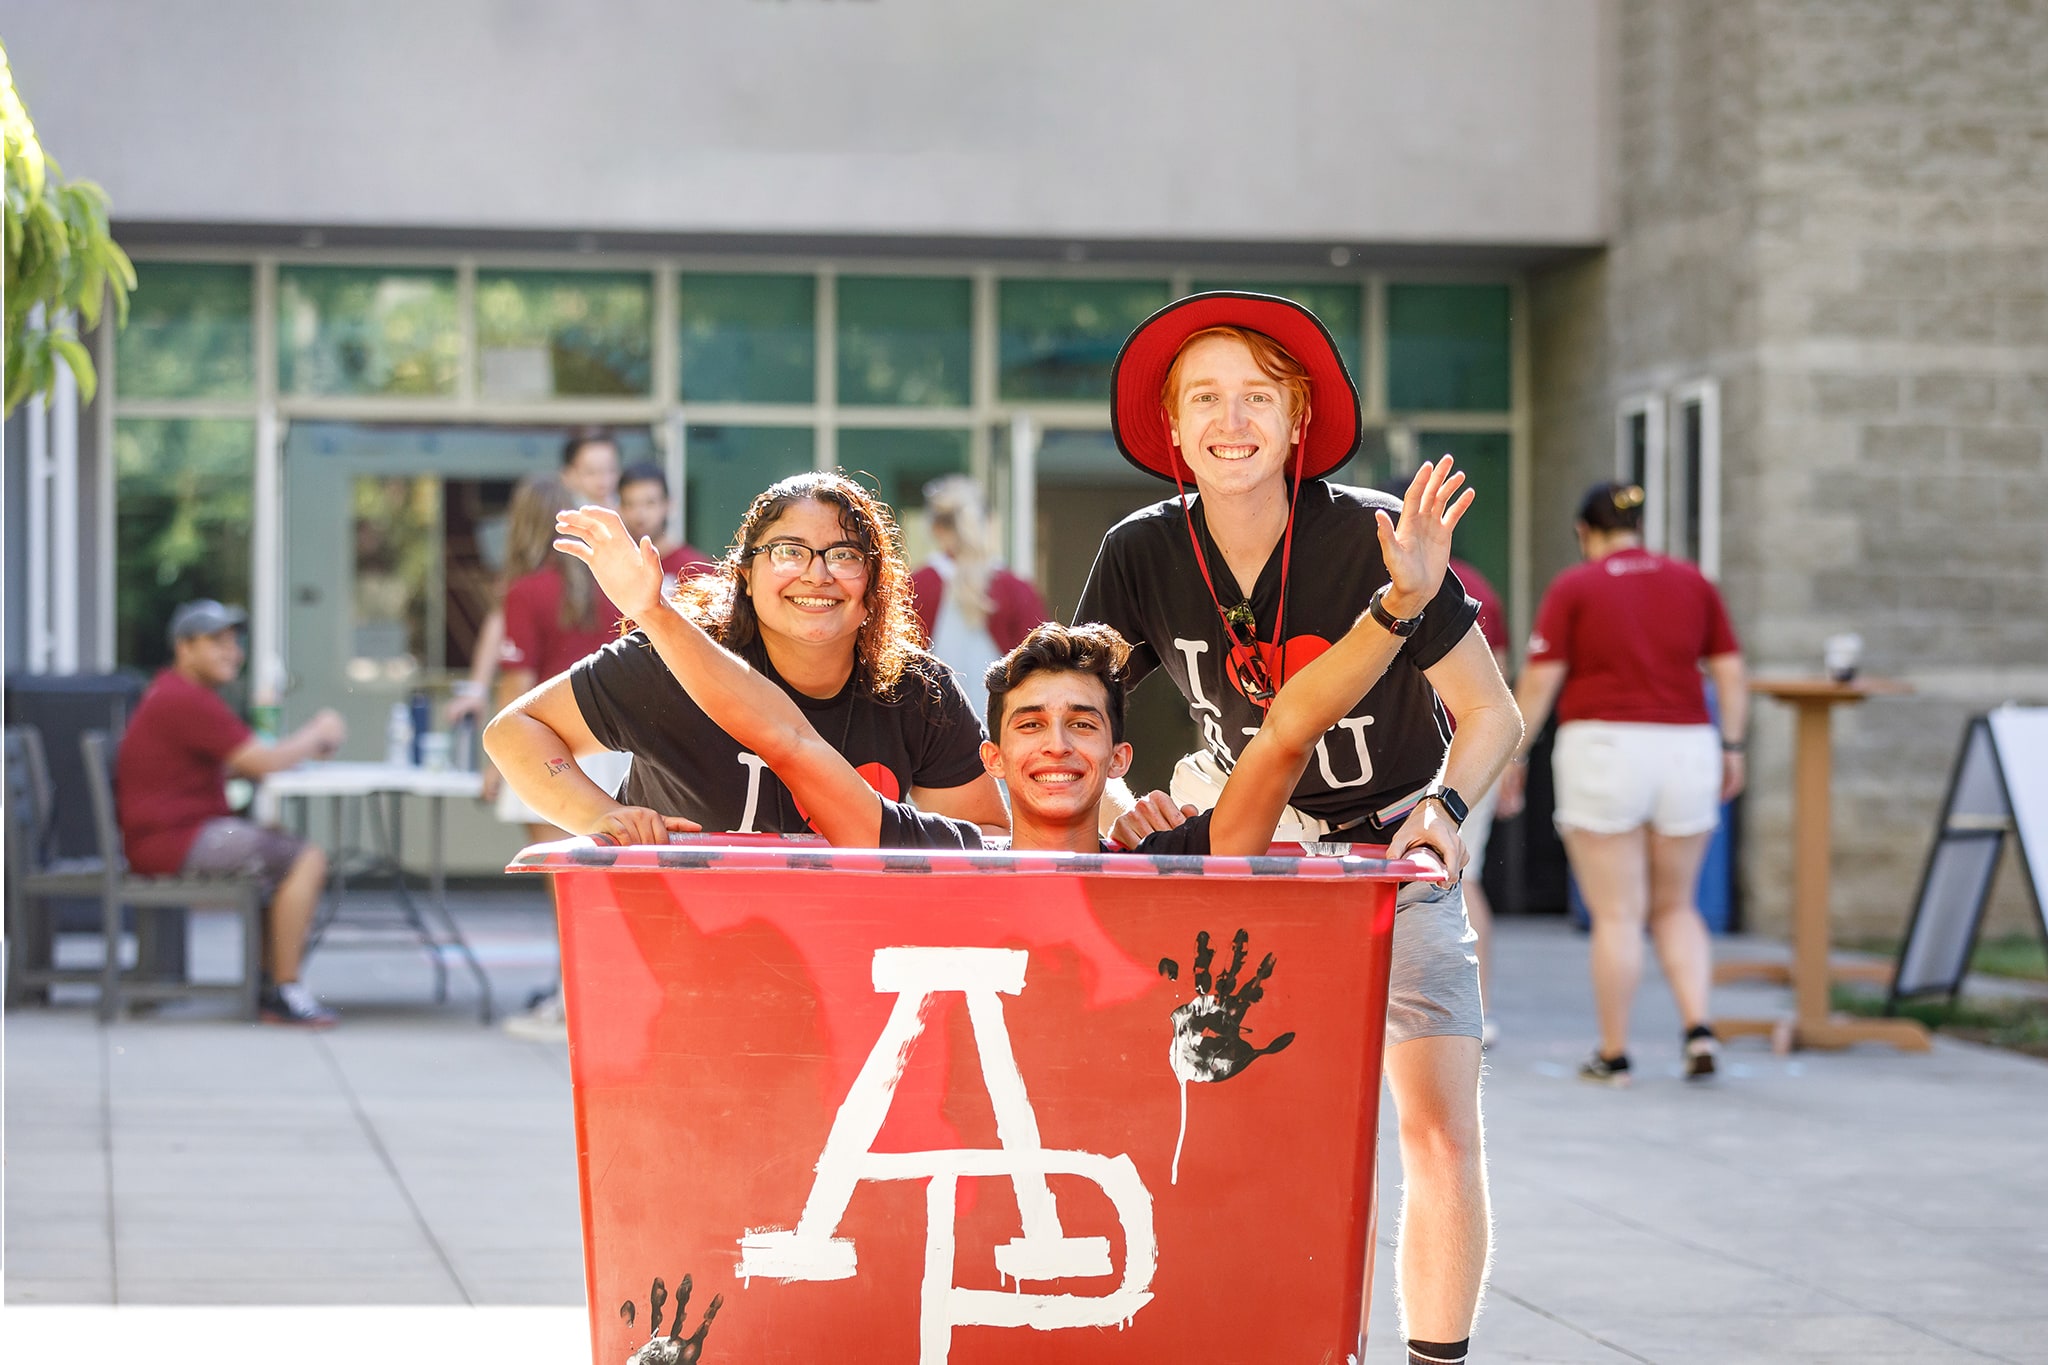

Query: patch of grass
(1833, 985), (2048, 1059)
(1842, 932), (2048, 982)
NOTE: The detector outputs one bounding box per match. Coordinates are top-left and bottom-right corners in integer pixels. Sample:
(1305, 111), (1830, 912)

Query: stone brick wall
(1531, 0), (2048, 942)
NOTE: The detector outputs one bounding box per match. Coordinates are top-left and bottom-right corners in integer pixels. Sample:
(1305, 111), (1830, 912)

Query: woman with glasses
(484, 471), (1007, 847)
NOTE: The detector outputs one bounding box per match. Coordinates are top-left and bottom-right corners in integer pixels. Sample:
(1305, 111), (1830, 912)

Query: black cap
(167, 599), (248, 644)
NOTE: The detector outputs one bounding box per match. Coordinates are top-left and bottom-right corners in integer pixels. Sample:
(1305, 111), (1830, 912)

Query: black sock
(1409, 1338), (1469, 1365)
(1686, 1024), (1715, 1042)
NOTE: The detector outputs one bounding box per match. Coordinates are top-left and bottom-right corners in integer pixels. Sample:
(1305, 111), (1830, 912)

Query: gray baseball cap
(168, 599), (248, 644)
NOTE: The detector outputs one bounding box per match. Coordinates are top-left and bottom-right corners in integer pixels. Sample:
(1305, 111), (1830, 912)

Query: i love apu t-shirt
(569, 630), (989, 834)
(1076, 480), (1479, 831)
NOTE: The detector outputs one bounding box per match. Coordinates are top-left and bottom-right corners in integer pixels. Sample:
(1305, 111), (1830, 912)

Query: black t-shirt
(876, 798), (1214, 856)
(1075, 480), (1479, 829)
(570, 631), (988, 834)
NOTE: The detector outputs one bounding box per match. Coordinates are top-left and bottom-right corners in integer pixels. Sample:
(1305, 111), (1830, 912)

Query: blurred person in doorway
(618, 461), (714, 595)
(1380, 477), (1513, 1045)
(1450, 551), (1510, 1046)
(1496, 482), (1747, 1087)
(486, 474), (629, 1041)
(449, 429), (625, 729)
(116, 600), (348, 1027)
(909, 475), (1051, 721)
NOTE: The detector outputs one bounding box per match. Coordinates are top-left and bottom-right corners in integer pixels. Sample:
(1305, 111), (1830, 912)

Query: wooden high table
(1715, 677), (1929, 1052)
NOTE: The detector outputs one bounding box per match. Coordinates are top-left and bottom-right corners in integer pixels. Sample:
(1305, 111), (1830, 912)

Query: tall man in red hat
(1077, 294), (1522, 1365)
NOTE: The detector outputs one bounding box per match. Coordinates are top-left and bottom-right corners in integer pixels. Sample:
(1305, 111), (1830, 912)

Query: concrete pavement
(5, 895), (2045, 1363)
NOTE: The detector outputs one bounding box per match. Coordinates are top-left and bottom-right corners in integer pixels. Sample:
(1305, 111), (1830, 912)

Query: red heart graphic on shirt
(790, 761), (902, 830)
(1225, 634), (1333, 703)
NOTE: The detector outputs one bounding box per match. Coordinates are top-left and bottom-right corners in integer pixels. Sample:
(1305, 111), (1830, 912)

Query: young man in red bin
(546, 453), (1469, 861)
(1074, 294), (1522, 1365)
(115, 600), (349, 1027)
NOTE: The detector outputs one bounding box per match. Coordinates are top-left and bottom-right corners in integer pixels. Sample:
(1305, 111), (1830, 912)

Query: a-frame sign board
(1890, 706), (2048, 1007)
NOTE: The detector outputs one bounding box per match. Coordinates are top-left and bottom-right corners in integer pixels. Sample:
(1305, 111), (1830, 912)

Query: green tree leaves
(3, 42), (135, 414)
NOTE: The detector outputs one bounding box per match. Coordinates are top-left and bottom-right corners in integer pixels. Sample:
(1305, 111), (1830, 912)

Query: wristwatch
(1421, 783), (1470, 825)
(1366, 583), (1424, 637)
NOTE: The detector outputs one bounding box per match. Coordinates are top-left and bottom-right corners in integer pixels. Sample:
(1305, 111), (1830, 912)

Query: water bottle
(385, 701), (414, 768)
(451, 713), (479, 772)
(409, 690), (432, 765)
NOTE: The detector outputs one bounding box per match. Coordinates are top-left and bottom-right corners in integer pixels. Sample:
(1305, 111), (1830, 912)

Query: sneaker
(1684, 1024), (1719, 1080)
(1578, 1051), (1631, 1087)
(260, 980), (338, 1029)
(502, 990), (568, 1042)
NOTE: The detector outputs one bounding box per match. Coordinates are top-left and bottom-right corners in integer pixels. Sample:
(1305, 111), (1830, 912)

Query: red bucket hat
(1110, 291), (1361, 484)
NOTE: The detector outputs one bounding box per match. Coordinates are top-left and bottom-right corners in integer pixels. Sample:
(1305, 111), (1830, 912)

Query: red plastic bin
(511, 835), (1433, 1365)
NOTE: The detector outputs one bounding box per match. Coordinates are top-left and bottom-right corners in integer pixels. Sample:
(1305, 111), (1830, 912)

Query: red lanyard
(1163, 411), (1308, 699)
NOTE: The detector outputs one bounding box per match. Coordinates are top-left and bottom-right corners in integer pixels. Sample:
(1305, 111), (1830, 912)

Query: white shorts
(494, 750), (633, 828)
(1552, 721), (1721, 837)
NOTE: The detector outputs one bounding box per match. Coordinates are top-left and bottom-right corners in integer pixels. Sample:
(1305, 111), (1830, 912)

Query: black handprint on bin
(619, 1272), (723, 1365)
(1157, 928), (1296, 1083)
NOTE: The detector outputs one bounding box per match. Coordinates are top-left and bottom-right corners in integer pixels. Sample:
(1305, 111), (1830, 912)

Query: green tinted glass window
(1385, 283), (1512, 412)
(476, 271), (653, 398)
(115, 419), (255, 670)
(685, 425), (815, 552)
(277, 267), (460, 397)
(679, 274), (815, 403)
(998, 279), (1172, 402)
(836, 427), (972, 527)
(117, 262), (255, 400)
(1417, 429), (1512, 605)
(837, 276), (972, 407)
(1189, 280), (1366, 384)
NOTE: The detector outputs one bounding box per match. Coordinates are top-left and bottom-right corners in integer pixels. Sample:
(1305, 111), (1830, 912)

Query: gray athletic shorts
(1387, 878), (1484, 1045)
(181, 817), (304, 898)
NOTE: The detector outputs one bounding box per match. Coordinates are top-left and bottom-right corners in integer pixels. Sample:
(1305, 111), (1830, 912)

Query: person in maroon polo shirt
(116, 600), (348, 1027)
(1498, 483), (1748, 1086)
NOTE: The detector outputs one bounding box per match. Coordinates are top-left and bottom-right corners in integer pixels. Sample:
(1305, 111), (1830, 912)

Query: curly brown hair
(984, 622), (1134, 743)
(671, 471), (932, 699)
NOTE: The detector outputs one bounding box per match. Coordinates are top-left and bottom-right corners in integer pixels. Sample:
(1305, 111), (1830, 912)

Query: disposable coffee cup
(1823, 633), (1863, 683)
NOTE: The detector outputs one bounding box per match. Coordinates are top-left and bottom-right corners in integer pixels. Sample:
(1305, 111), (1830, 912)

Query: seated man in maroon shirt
(116, 600), (348, 1027)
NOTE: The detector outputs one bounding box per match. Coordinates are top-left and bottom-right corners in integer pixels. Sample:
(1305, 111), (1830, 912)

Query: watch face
(1433, 787), (1469, 823)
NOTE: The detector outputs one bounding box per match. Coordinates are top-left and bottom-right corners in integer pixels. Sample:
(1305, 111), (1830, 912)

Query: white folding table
(257, 762), (493, 1021)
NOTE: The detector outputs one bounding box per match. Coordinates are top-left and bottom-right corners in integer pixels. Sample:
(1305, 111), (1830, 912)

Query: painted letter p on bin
(511, 835), (1433, 1364)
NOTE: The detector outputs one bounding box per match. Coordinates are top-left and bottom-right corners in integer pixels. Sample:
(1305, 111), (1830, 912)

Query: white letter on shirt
(736, 751), (769, 834)
(1313, 715), (1376, 790)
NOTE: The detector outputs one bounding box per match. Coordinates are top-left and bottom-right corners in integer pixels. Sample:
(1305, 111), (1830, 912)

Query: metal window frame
(110, 246), (1530, 690)
(1615, 391), (1667, 551)
(1669, 378), (1722, 580)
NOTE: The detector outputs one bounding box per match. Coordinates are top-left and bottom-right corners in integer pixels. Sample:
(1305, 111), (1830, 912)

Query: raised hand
(620, 1272), (724, 1365)
(1157, 928), (1296, 1082)
(1374, 456), (1475, 618)
(555, 505), (667, 621)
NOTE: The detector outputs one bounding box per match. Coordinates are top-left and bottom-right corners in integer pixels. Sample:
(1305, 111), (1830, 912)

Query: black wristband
(1367, 584), (1423, 637)
(1721, 739), (1746, 753)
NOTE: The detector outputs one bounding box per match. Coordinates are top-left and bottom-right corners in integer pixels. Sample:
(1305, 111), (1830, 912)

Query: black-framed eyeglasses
(747, 539), (871, 578)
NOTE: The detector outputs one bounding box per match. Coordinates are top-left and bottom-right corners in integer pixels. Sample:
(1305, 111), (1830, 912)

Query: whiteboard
(1987, 705), (2048, 901)
(1892, 707), (2048, 1002)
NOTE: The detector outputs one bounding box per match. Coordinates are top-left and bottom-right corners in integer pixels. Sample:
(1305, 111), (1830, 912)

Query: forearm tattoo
(545, 758), (573, 778)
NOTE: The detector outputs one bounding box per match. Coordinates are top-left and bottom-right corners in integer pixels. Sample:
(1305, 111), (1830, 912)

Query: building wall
(9, 0), (1609, 248)
(1537, 0), (2048, 940)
